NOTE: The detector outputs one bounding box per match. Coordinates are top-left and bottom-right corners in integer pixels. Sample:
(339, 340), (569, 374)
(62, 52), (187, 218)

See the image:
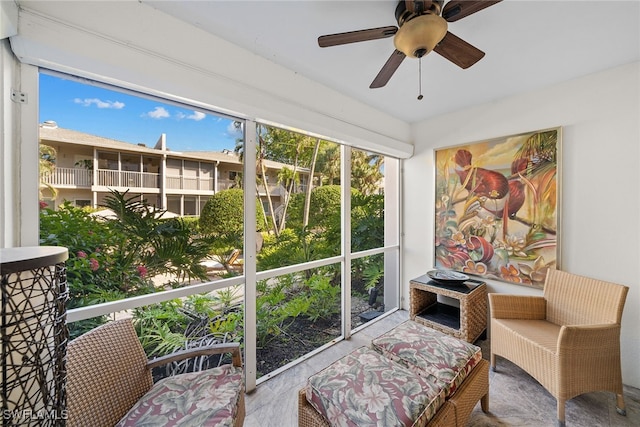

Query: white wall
(1, 39), (39, 247)
(403, 62), (640, 387)
(0, 39), (16, 247)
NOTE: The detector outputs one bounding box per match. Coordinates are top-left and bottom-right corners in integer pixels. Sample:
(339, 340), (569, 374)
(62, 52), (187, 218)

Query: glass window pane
(351, 149), (385, 252)
(184, 196), (197, 215)
(183, 161), (198, 190)
(121, 154), (140, 172)
(97, 151), (118, 172)
(67, 287), (244, 374)
(38, 71), (403, 389)
(39, 72), (246, 313)
(350, 151), (399, 333)
(167, 195), (181, 214)
(256, 264), (342, 378)
(166, 159), (182, 173)
(256, 124), (342, 272)
(143, 156), (160, 173)
(351, 253), (394, 331)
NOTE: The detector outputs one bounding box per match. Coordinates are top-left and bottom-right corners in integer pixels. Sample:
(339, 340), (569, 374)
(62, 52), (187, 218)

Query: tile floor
(244, 310), (640, 427)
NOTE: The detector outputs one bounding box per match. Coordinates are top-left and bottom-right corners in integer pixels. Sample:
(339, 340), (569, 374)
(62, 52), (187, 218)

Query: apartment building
(39, 121), (308, 216)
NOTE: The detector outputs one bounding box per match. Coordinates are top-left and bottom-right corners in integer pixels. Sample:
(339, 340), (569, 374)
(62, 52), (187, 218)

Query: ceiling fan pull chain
(418, 56), (424, 100)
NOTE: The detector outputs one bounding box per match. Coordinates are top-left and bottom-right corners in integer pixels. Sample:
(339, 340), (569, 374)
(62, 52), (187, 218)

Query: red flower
(39, 201), (48, 209)
(77, 251), (87, 258)
(137, 265), (148, 278)
(89, 258), (99, 271)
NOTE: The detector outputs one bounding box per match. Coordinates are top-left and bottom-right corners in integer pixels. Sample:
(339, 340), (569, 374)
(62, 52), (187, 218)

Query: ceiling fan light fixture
(394, 13), (448, 58)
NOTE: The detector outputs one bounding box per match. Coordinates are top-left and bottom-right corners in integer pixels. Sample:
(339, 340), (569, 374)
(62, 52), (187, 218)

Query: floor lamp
(1, 246), (68, 426)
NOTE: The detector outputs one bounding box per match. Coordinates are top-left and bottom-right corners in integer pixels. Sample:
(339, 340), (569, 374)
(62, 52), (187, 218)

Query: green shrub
(305, 275), (340, 322)
(40, 190), (215, 337)
(286, 185), (342, 231)
(133, 292), (243, 357)
(199, 188), (266, 236)
(40, 202), (155, 337)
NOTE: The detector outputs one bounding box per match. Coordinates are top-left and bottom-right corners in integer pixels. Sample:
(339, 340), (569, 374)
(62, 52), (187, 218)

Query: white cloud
(188, 111), (206, 121)
(145, 106), (170, 119)
(176, 111), (206, 121)
(74, 98), (125, 109)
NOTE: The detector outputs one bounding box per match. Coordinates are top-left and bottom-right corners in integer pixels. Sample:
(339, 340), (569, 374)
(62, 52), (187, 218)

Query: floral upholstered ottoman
(298, 321), (489, 427)
(371, 320), (482, 399)
(305, 346), (445, 426)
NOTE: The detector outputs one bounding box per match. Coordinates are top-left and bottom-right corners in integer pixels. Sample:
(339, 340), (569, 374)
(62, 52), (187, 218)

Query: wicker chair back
(66, 319), (153, 427)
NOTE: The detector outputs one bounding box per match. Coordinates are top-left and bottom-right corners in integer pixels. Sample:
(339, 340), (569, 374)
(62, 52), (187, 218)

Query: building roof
(38, 123), (306, 171)
(39, 123), (244, 164)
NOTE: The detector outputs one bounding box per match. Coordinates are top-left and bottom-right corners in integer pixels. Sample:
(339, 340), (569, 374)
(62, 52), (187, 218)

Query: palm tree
(39, 144), (58, 198)
(276, 166), (299, 231)
(102, 190), (211, 282)
(315, 144), (340, 186)
(351, 150), (384, 196)
(303, 139), (321, 228)
(234, 127), (280, 236)
(257, 131), (281, 236)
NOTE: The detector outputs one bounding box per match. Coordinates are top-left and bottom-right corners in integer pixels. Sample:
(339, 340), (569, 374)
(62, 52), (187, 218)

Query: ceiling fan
(318, 0), (502, 91)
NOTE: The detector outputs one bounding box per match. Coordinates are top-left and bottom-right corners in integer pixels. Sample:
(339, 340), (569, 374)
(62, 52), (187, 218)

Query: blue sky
(39, 73), (243, 152)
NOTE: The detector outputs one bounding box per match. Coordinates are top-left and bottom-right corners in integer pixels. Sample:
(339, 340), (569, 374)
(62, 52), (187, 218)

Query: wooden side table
(409, 274), (487, 343)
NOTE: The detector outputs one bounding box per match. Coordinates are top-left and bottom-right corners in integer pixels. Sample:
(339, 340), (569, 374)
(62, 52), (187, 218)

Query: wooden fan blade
(370, 50), (406, 89)
(318, 26), (398, 48)
(433, 31), (485, 69)
(442, 0), (502, 22)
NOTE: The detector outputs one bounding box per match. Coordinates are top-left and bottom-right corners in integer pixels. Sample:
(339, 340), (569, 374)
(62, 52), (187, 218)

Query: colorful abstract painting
(434, 128), (561, 288)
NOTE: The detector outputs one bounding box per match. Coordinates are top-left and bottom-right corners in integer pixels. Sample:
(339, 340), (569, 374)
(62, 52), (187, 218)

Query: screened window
(37, 70), (400, 391)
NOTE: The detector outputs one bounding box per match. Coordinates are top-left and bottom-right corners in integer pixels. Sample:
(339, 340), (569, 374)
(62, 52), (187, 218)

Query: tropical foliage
(39, 144), (58, 198)
(42, 124), (387, 374)
(199, 188), (266, 273)
(40, 190), (214, 337)
(101, 191), (212, 282)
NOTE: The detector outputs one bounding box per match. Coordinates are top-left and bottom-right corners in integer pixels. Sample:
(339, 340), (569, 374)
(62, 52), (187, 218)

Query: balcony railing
(217, 179), (236, 191)
(166, 175), (214, 191)
(257, 183), (294, 197)
(97, 169), (159, 188)
(41, 167), (92, 188)
(41, 169), (300, 195)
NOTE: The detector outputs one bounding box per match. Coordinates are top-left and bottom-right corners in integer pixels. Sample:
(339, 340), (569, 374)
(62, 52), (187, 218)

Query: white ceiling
(144, 1), (639, 124)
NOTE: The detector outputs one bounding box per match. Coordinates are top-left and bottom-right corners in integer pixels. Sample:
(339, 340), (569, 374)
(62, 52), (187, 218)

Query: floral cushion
(372, 321), (482, 397)
(305, 346), (445, 427)
(116, 364), (244, 427)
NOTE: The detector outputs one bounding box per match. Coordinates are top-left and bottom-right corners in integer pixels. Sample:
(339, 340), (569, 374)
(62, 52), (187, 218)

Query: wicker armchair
(489, 269), (628, 427)
(66, 318), (245, 427)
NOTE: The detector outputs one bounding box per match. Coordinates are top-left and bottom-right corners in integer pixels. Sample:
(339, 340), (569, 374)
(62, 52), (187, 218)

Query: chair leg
(490, 353), (496, 372)
(481, 392), (489, 413)
(557, 399), (566, 427)
(616, 393), (627, 416)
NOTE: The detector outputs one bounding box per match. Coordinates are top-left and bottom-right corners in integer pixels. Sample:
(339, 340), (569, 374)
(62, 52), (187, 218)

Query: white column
(18, 64), (40, 246)
(341, 145), (352, 338)
(384, 157), (401, 311)
(243, 120), (257, 392)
